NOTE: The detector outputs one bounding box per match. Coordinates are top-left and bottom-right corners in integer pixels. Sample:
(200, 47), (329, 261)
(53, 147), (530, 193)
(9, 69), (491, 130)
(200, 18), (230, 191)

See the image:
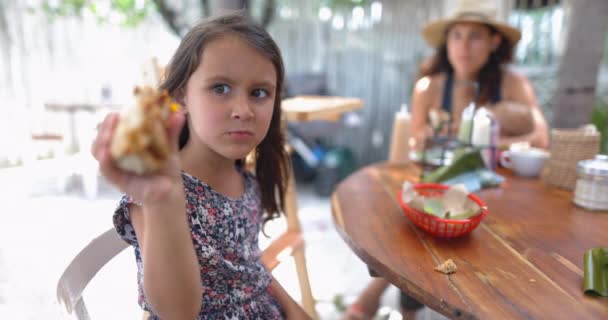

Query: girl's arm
(130, 193), (202, 320)
(93, 112), (202, 319)
(268, 276), (312, 320)
(498, 71), (549, 149)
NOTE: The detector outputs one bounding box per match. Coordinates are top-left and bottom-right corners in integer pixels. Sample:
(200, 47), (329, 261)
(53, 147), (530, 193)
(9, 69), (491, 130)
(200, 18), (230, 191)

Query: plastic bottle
(471, 107), (499, 170)
(388, 104), (411, 164)
(458, 102), (476, 143)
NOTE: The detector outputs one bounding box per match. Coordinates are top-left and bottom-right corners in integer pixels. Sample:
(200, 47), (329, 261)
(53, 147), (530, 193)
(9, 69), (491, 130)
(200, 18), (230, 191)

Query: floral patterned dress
(113, 169), (285, 319)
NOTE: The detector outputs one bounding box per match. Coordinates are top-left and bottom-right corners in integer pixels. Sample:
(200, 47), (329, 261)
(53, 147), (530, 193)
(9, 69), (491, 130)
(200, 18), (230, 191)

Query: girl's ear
(175, 88), (187, 110)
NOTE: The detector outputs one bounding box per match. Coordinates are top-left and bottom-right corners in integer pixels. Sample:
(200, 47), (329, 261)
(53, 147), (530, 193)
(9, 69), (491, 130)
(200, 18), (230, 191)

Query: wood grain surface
(281, 95), (363, 122)
(331, 163), (608, 319)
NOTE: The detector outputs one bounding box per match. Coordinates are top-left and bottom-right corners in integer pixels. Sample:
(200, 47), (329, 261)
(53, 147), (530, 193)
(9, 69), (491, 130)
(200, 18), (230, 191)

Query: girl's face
(182, 34), (276, 160)
(446, 22), (501, 77)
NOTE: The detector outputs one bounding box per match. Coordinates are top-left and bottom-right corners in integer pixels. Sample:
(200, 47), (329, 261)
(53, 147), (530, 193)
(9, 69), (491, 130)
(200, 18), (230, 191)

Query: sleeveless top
(113, 169), (284, 320)
(441, 71), (502, 115)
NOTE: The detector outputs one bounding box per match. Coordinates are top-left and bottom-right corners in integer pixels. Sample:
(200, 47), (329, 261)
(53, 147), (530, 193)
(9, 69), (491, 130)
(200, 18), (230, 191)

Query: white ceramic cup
(500, 148), (549, 177)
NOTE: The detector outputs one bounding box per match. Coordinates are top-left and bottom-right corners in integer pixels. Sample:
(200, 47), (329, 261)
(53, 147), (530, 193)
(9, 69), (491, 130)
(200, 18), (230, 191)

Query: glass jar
(574, 154), (608, 211)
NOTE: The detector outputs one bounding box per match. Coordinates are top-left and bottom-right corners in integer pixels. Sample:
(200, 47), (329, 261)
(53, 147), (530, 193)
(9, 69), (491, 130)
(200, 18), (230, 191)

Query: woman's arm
(499, 70), (549, 149)
(490, 100), (534, 136)
(410, 76), (436, 151)
(268, 276), (312, 319)
(498, 107), (548, 149)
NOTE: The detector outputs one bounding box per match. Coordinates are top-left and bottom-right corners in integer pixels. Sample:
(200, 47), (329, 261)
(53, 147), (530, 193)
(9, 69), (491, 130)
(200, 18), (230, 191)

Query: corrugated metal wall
(268, 0), (607, 166)
(1, 0), (605, 167)
(268, 0), (446, 166)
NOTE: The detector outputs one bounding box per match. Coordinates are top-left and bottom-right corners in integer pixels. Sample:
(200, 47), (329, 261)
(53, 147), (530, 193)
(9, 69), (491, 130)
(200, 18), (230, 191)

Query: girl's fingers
(102, 114), (119, 148)
(167, 111), (186, 152)
(92, 113), (113, 160)
(95, 113), (125, 184)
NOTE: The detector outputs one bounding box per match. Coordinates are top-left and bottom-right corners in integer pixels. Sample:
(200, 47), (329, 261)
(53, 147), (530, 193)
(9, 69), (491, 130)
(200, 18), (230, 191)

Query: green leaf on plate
(584, 247), (608, 297)
(424, 198), (445, 218)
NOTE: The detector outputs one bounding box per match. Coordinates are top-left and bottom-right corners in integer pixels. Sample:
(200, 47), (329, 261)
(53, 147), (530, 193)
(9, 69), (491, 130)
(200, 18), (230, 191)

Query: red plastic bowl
(397, 183), (488, 238)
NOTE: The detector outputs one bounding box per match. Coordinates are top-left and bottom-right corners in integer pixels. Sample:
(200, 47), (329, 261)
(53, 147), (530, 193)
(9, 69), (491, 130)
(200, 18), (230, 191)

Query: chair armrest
(261, 231), (303, 271)
(56, 228), (129, 314)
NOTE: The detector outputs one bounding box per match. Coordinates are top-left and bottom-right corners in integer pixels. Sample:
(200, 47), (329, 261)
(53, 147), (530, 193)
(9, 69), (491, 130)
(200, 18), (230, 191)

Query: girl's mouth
(227, 130), (254, 138)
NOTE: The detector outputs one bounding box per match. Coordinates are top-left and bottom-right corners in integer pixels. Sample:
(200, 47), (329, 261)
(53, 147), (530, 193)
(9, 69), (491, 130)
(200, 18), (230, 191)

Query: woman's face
(446, 22), (501, 78)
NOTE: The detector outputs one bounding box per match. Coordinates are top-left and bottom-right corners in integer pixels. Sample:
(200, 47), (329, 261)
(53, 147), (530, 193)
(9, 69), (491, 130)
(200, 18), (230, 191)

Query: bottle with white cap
(471, 107), (499, 170)
(388, 104), (411, 164)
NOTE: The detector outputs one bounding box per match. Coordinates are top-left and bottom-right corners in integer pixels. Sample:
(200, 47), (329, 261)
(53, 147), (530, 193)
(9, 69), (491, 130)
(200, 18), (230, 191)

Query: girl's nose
(231, 96), (254, 120)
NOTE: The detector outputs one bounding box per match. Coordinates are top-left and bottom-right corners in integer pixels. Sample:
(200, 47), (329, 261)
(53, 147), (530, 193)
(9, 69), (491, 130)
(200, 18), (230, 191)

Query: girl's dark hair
(160, 12), (290, 225)
(418, 24), (514, 105)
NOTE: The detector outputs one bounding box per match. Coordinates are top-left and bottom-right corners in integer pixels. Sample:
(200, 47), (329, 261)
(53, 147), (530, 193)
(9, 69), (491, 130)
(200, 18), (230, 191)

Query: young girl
(92, 12), (311, 320)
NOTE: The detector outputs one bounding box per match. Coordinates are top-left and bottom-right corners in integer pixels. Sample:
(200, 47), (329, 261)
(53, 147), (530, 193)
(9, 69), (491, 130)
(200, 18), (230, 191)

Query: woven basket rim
(551, 129), (600, 141)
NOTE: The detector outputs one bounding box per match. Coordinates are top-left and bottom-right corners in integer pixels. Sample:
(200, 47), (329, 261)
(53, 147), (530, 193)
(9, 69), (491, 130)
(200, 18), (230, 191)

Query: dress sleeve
(112, 195), (142, 247)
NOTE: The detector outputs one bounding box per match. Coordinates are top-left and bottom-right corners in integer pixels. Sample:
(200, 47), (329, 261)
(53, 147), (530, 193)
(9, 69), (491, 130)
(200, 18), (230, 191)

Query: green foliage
(604, 33), (608, 65)
(40, 0), (156, 27)
(319, 0), (369, 9)
(332, 294), (347, 313)
(590, 98), (608, 153)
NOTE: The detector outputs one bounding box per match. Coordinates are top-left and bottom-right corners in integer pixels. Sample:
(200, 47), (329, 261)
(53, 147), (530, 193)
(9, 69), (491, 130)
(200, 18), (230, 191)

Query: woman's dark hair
(160, 12), (290, 225)
(418, 23), (514, 105)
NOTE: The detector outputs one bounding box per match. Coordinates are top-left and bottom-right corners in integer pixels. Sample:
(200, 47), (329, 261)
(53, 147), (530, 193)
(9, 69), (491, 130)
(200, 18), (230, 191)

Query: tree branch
(200, 0), (209, 17)
(0, 1), (13, 93)
(260, 0), (275, 28)
(152, 0), (182, 36)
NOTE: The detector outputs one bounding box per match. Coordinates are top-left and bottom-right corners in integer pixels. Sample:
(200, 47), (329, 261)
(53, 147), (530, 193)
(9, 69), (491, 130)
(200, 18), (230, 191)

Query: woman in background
(344, 1), (548, 319)
(410, 0), (549, 151)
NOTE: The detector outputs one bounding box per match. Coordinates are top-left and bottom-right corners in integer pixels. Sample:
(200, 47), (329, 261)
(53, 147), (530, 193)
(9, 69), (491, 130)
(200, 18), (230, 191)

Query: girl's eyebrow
(203, 75), (233, 83)
(204, 75), (276, 90)
(252, 81), (276, 90)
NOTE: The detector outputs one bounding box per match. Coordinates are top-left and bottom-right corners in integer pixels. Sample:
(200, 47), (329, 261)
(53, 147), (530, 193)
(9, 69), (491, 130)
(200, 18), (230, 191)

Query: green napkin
(584, 247), (608, 297)
(442, 169), (504, 192)
(421, 149), (486, 183)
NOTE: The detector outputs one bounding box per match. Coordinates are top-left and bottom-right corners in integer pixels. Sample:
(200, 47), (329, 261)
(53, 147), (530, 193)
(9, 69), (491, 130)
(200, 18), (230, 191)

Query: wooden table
(281, 95), (363, 122)
(45, 102), (121, 154)
(331, 163), (608, 319)
(257, 94), (362, 319)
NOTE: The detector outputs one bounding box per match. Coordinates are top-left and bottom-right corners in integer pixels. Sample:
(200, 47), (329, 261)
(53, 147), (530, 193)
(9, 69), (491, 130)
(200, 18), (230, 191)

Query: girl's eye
(212, 84), (231, 95)
(252, 89), (270, 99)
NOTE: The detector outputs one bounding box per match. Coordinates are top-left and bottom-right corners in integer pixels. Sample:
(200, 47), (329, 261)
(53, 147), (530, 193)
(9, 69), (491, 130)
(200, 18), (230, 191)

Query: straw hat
(422, 0), (521, 49)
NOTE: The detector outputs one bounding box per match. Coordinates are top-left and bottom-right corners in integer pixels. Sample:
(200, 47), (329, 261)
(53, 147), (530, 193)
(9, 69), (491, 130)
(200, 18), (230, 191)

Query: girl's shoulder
(180, 168), (258, 201)
(240, 167), (260, 194)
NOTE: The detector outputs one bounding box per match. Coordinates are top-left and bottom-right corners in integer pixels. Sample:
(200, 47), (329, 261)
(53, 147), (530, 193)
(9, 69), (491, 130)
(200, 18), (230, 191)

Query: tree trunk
(154, 0), (275, 36)
(209, 0), (275, 28)
(551, 0), (608, 128)
(153, 0), (191, 36)
(0, 0), (13, 97)
(209, 0), (247, 14)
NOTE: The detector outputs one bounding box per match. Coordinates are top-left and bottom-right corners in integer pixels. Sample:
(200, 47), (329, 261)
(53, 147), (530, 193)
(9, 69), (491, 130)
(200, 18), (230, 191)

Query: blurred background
(0, 0), (607, 319)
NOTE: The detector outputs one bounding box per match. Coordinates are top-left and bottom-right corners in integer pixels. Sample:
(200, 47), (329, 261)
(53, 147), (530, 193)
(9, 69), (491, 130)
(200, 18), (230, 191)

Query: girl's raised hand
(91, 111), (186, 204)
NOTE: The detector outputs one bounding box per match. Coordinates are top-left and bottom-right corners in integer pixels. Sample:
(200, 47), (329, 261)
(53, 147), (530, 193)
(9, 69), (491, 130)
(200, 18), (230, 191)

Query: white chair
(56, 188), (318, 319)
(56, 228), (129, 319)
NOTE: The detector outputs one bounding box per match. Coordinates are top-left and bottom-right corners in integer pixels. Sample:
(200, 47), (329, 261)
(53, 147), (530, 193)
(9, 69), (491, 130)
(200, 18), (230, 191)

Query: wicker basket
(542, 128), (600, 190)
